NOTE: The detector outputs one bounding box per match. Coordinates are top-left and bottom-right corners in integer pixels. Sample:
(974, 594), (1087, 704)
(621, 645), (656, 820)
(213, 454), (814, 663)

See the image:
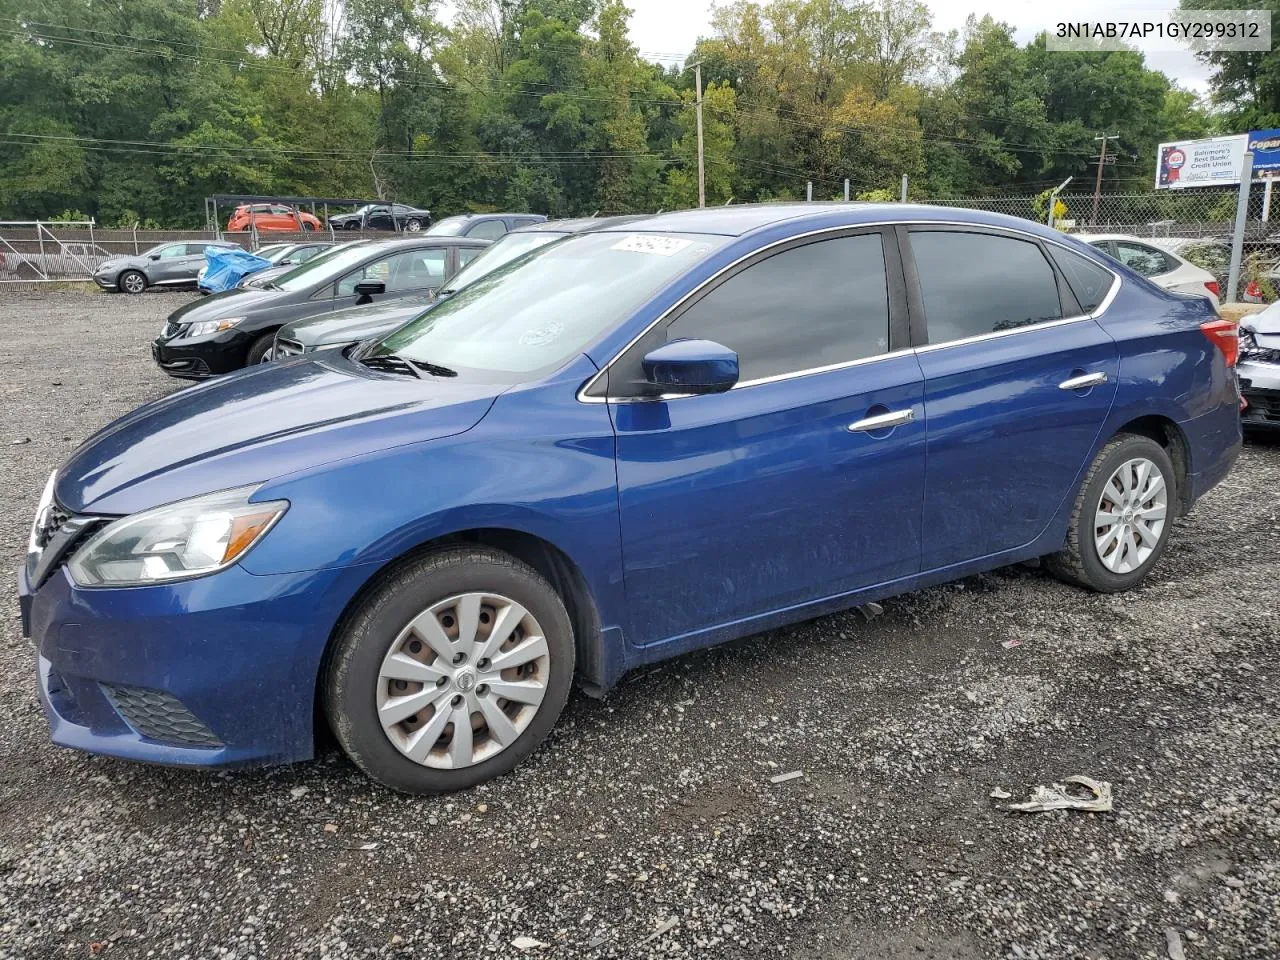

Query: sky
(626, 0), (1213, 94)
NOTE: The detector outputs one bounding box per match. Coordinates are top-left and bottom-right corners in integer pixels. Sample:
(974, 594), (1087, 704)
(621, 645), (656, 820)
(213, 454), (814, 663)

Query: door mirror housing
(353, 280), (385, 303)
(641, 339), (739, 395)
(148, 254), (161, 261)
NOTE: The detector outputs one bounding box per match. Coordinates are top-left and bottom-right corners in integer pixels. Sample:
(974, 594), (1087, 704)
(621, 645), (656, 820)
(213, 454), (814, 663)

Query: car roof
(361, 236), (491, 250)
(511, 215), (650, 235)
(583, 203), (1092, 239)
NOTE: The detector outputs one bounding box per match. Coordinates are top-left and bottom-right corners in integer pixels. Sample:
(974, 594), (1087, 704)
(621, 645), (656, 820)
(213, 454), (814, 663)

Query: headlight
(184, 317), (244, 338)
(67, 486), (287, 587)
(27, 471), (57, 556)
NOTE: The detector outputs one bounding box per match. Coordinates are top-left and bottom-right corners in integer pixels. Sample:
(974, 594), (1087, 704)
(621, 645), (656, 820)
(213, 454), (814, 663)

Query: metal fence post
(1046, 176), (1073, 229)
(806, 181), (813, 201)
(844, 179), (850, 201)
(1227, 152), (1254, 303)
(900, 175), (908, 202)
(1264, 177), (1273, 223)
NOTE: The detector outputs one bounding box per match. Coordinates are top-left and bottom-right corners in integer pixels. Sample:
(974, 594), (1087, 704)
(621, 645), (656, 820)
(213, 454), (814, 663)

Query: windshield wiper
(359, 353), (457, 379)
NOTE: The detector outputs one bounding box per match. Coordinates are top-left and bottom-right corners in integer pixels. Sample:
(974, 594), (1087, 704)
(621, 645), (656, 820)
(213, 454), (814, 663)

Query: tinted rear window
(911, 231), (1063, 342)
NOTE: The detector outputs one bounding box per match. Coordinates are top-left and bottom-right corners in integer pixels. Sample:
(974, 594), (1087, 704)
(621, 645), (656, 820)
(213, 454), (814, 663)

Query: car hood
(166, 286), (287, 323)
(55, 354), (504, 515)
(282, 297), (432, 347)
(1243, 301), (1280, 349)
(242, 264), (293, 288)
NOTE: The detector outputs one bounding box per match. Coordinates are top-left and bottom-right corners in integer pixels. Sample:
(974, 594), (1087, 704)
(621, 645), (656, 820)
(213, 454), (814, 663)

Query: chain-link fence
(0, 224), (393, 283)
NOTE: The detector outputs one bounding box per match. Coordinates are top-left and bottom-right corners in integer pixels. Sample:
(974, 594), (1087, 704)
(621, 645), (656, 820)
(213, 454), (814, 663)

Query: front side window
(467, 219), (509, 241)
(1113, 241), (1172, 277)
(152, 243), (187, 259)
(665, 233), (890, 382)
(374, 231), (728, 379)
(337, 248), (445, 296)
(456, 246), (484, 269)
(275, 244), (395, 293)
(911, 231), (1062, 342)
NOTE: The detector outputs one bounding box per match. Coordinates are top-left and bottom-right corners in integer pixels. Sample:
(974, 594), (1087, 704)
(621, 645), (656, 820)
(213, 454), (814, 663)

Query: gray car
(94, 240), (241, 295)
(274, 216), (646, 357)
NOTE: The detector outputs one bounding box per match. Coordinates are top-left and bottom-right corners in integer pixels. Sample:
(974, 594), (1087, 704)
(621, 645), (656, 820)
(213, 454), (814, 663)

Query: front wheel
(323, 546), (575, 793)
(302, 221), (315, 231)
(1046, 434), (1176, 592)
(404, 218), (423, 232)
(119, 270), (147, 295)
(245, 332), (276, 365)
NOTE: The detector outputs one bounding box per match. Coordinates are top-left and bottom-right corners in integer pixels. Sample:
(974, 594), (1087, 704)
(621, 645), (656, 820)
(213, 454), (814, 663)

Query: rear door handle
(848, 409), (914, 432)
(1058, 372), (1108, 391)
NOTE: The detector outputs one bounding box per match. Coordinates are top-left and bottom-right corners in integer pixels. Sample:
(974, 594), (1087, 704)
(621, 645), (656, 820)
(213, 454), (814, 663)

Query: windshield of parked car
(272, 243), (382, 291)
(438, 231), (567, 294)
(372, 231), (728, 379)
(426, 216), (467, 236)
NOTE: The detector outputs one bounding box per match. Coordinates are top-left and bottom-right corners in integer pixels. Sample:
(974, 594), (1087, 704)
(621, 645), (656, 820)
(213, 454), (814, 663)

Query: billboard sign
(1248, 128), (1280, 179)
(1156, 134), (1247, 189)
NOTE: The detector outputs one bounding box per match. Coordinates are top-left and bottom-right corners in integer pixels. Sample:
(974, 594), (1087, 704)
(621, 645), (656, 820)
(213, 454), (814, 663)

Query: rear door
(610, 228), (927, 646)
(466, 218), (509, 241)
(904, 227), (1120, 570)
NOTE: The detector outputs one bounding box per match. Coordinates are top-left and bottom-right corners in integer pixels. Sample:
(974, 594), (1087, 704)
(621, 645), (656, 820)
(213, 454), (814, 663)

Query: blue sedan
(19, 204), (1242, 793)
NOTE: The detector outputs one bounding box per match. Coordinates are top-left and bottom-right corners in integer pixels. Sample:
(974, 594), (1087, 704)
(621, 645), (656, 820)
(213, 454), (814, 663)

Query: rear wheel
(323, 546), (574, 793)
(302, 221), (316, 231)
(405, 218), (423, 232)
(1047, 434), (1176, 592)
(119, 270), (147, 295)
(245, 332), (276, 365)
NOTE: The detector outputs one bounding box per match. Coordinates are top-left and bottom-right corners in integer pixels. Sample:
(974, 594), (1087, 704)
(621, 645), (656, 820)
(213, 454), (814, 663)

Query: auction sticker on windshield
(611, 234), (694, 256)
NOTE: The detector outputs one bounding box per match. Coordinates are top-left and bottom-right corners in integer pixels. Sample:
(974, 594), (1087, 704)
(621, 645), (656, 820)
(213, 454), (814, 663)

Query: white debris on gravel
(0, 291), (1277, 960)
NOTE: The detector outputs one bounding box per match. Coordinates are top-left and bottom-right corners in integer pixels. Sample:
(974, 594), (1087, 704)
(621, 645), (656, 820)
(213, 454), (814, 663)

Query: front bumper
(1238, 359), (1280, 430)
(93, 275), (118, 291)
(18, 559), (379, 768)
(151, 330), (252, 380)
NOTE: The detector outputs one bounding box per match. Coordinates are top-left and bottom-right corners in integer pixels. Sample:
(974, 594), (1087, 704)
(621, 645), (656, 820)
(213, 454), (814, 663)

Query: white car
(1238, 302), (1280, 430)
(1076, 233), (1220, 305)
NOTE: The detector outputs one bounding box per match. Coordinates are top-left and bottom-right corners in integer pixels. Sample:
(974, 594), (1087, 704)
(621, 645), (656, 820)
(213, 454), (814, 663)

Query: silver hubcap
(1094, 457), (1167, 574)
(376, 592), (549, 769)
(406, 220), (421, 232)
(123, 274), (143, 293)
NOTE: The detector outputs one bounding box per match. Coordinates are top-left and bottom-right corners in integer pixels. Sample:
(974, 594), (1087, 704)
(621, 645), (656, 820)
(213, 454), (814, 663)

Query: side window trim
(601, 226), (903, 399)
(901, 225), (1093, 352)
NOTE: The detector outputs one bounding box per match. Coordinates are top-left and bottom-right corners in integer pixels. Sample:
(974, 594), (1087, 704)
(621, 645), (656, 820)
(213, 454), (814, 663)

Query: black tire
(405, 218), (423, 232)
(1046, 434), (1177, 593)
(344, 221), (360, 230)
(119, 269), (147, 295)
(323, 546), (575, 794)
(245, 332), (276, 365)
(302, 221), (316, 231)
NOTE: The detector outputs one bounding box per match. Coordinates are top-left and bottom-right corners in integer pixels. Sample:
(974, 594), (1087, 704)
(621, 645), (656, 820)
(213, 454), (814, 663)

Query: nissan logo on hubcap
(455, 672), (476, 692)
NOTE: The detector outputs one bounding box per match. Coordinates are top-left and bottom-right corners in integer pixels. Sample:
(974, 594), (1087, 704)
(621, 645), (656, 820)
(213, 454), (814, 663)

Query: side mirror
(641, 339), (739, 395)
(148, 254), (161, 261)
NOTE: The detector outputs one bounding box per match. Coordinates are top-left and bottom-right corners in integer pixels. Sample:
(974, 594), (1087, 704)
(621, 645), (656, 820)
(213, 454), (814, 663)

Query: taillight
(1201, 318), (1239, 368)
(1204, 280), (1220, 298)
(1245, 280), (1261, 300)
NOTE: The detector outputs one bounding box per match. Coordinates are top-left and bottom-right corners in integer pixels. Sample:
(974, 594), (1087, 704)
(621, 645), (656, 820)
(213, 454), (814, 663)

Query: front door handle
(848, 408), (914, 432)
(1059, 372), (1108, 391)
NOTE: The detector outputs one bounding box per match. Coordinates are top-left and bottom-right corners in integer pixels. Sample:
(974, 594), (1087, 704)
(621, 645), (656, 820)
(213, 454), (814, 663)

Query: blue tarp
(200, 247), (272, 293)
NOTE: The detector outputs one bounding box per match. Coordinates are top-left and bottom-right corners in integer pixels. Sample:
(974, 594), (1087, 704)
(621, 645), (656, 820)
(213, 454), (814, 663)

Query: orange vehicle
(226, 203), (322, 232)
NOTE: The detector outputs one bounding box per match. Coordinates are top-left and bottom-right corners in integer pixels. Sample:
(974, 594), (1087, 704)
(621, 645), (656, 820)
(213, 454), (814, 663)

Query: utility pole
(1092, 134), (1119, 225)
(693, 61), (705, 208)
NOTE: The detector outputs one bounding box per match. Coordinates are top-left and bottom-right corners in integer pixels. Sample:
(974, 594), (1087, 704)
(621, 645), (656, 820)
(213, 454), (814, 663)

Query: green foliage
(0, 0), (1213, 225)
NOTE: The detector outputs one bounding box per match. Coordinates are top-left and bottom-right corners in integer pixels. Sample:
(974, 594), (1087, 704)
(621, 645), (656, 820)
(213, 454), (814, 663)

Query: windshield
(440, 231), (566, 293)
(426, 216), (467, 236)
(256, 245), (289, 261)
(272, 242), (381, 291)
(372, 231), (727, 380)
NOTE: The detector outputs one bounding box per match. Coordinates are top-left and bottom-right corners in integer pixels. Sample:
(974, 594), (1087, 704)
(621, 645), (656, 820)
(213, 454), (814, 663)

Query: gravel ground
(0, 290), (1277, 960)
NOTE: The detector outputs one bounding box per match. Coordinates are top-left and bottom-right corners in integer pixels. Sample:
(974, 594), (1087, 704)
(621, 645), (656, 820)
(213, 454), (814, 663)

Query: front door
(904, 227), (1120, 570)
(610, 229), (926, 647)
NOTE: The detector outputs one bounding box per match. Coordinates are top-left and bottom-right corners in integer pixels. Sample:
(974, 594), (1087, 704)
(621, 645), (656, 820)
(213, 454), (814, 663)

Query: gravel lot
(0, 290), (1277, 960)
